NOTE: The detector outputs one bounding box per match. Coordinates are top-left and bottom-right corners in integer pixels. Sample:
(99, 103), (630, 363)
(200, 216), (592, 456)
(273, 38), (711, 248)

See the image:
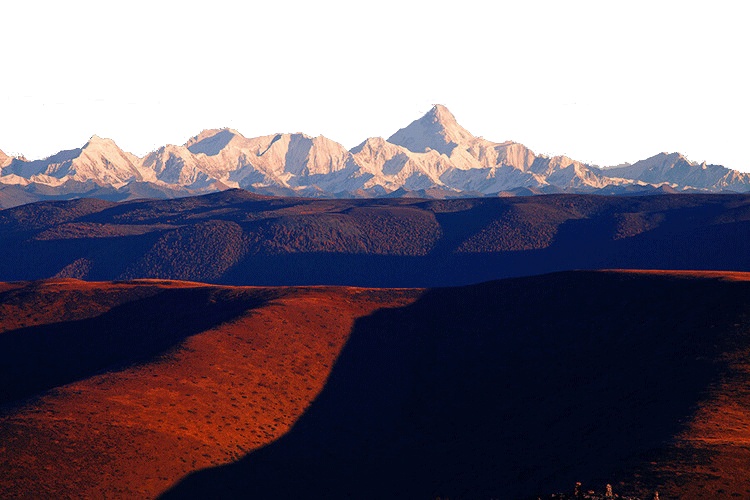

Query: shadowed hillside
(0, 279), (420, 498)
(0, 281), (281, 408)
(163, 271), (750, 499)
(2, 190), (750, 286)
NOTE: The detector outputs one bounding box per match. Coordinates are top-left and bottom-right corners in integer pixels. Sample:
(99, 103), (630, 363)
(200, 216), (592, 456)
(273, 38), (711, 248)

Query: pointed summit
(83, 135), (120, 151)
(85, 134), (104, 144)
(430, 104), (459, 125)
(387, 105), (475, 156)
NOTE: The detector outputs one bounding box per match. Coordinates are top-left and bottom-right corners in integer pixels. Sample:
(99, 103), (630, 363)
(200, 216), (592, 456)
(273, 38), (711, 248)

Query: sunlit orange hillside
(3, 271), (750, 499)
(0, 279), (419, 498)
(163, 270), (750, 500)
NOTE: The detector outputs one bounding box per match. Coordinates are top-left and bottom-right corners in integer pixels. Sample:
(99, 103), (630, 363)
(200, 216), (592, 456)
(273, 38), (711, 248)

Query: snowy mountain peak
(387, 104), (475, 156)
(655, 151), (690, 163)
(83, 135), (120, 151)
(83, 134), (115, 148)
(350, 136), (391, 154)
(2, 106), (750, 208)
(186, 129), (242, 156)
(429, 104), (459, 126)
(593, 150), (750, 191)
(643, 152), (694, 169)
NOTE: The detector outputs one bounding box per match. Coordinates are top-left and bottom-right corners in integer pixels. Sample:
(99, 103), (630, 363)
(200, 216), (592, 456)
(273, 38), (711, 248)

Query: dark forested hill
(2, 190), (750, 286)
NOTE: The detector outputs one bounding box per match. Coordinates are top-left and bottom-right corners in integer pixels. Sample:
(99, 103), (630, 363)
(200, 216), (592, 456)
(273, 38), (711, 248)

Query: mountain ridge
(2, 105), (749, 208)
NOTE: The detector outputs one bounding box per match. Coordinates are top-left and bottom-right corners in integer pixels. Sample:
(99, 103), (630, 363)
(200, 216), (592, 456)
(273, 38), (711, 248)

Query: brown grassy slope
(0, 279), (420, 499)
(630, 273), (750, 498)
(602, 272), (750, 498)
(164, 270), (750, 500)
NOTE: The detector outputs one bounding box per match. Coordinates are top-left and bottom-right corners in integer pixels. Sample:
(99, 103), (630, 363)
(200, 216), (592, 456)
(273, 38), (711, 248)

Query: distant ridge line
(2, 105), (749, 209)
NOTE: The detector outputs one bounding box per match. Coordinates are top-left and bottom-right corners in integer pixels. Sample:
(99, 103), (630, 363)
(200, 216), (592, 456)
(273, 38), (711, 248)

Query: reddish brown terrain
(2, 271), (750, 498)
(636, 275), (750, 498)
(163, 270), (750, 500)
(0, 279), (420, 498)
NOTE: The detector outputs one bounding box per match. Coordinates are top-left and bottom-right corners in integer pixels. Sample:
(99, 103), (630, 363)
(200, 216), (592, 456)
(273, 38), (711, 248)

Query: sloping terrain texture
(1, 190), (750, 287)
(164, 271), (750, 500)
(0, 279), (419, 498)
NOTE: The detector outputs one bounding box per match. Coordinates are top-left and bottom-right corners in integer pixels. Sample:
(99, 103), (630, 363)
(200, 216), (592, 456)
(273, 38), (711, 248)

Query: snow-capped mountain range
(1, 105), (749, 207)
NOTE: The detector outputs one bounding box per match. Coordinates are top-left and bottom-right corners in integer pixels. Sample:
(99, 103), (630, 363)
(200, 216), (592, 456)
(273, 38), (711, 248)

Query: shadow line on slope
(162, 271), (750, 499)
(0, 286), (272, 410)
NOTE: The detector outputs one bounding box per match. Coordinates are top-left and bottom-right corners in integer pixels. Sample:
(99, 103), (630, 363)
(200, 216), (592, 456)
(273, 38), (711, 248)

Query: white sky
(1, 0), (748, 170)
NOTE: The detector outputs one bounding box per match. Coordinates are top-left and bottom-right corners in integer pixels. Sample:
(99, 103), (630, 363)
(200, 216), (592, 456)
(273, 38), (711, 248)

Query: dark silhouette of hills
(163, 271), (750, 499)
(2, 190), (750, 286)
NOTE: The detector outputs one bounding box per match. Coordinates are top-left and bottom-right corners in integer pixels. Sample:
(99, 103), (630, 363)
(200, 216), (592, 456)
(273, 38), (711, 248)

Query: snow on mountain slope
(1, 136), (145, 187)
(387, 104), (475, 156)
(141, 144), (220, 189)
(350, 137), (452, 191)
(2, 106), (749, 206)
(599, 152), (750, 192)
(142, 129), (354, 192)
(376, 105), (633, 193)
(186, 128), (238, 156)
(0, 150), (10, 168)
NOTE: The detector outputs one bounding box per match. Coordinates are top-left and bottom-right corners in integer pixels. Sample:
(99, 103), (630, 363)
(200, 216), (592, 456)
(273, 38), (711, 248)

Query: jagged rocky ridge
(2, 105), (749, 208)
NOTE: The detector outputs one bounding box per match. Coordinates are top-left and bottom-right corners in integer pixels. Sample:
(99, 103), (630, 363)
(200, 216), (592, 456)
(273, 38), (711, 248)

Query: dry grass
(0, 279), (420, 498)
